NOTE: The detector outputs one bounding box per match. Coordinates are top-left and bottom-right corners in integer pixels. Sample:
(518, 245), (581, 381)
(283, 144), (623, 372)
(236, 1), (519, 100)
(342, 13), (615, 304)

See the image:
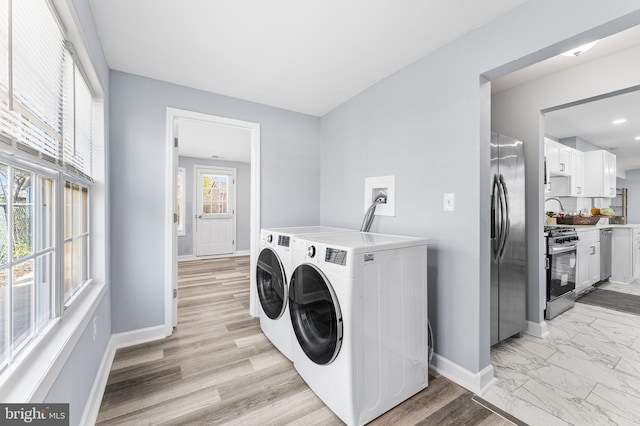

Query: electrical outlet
(93, 316), (97, 341)
(443, 193), (455, 211)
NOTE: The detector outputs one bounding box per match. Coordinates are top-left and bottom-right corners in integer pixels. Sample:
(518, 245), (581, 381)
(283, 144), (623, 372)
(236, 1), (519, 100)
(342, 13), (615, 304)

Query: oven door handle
(549, 244), (577, 255)
(498, 175), (510, 261)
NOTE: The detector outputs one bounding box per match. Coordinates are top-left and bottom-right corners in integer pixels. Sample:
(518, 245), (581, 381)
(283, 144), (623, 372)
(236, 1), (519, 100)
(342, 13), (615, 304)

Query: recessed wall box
(364, 175), (395, 216)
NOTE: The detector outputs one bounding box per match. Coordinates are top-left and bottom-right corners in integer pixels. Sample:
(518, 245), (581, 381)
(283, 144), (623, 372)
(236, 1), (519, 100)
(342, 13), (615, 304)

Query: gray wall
(558, 136), (601, 152)
(109, 71), (321, 333)
(178, 156), (251, 255)
(44, 0), (112, 424)
(320, 0), (640, 376)
(493, 42), (640, 333)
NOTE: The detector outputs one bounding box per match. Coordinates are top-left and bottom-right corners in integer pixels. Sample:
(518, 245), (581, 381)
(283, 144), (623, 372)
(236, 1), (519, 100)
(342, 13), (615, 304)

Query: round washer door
(289, 263), (342, 365)
(256, 248), (287, 320)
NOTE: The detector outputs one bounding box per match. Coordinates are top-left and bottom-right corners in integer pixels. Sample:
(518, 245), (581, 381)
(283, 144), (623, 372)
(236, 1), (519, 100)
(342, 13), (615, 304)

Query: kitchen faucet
(545, 197), (565, 212)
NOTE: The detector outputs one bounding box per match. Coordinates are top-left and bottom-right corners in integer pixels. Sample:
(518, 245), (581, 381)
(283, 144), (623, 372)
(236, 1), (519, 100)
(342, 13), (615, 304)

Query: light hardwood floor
(97, 256), (516, 425)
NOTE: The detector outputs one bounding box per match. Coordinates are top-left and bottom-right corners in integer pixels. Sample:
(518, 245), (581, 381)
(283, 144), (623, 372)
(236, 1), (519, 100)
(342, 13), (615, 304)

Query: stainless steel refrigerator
(490, 132), (526, 346)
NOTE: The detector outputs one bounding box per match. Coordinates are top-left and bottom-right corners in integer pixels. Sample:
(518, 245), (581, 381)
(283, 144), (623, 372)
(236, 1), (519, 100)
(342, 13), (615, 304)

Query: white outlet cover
(364, 175), (395, 217)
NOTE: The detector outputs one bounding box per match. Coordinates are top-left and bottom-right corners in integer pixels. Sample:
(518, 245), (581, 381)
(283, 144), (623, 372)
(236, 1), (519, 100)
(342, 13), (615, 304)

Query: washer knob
(307, 245), (316, 258)
(266, 234), (273, 243)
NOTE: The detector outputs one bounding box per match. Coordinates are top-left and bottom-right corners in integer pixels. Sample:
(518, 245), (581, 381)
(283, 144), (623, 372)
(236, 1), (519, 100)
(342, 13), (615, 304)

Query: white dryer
(256, 227), (354, 360)
(288, 232), (429, 425)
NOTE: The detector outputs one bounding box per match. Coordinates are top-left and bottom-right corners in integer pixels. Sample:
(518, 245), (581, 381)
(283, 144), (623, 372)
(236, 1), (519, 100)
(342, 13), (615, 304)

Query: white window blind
(0, 0), (97, 180)
(62, 49), (74, 163)
(69, 66), (92, 176)
(0, 0), (10, 137)
(12, 0), (65, 158)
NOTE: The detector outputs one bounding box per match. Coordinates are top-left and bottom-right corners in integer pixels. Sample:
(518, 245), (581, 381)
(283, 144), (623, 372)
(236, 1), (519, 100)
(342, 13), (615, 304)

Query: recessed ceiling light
(635, 136), (640, 141)
(612, 118), (627, 125)
(560, 41), (599, 57)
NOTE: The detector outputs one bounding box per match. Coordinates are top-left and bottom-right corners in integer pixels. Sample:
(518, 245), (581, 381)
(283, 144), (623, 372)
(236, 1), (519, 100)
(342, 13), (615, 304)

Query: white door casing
(165, 107), (261, 337)
(195, 166), (236, 256)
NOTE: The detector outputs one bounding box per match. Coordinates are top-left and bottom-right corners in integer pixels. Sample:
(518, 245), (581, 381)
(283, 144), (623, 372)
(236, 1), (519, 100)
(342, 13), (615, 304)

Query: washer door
(289, 264), (342, 365)
(256, 248), (287, 320)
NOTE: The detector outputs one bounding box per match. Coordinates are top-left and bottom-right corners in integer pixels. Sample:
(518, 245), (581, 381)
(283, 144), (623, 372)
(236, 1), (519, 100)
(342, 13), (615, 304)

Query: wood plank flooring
(97, 256), (515, 425)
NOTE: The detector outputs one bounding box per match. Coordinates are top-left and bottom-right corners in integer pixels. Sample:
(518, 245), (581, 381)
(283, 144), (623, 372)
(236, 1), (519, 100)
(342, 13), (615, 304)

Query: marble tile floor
(485, 281), (640, 426)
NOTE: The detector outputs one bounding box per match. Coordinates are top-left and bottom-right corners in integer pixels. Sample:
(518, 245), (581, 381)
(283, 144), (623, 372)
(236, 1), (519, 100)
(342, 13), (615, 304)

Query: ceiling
(89, 0), (528, 117)
(177, 118), (251, 162)
(90, 1), (640, 167)
(491, 25), (640, 94)
(494, 25), (640, 173)
(545, 89), (640, 173)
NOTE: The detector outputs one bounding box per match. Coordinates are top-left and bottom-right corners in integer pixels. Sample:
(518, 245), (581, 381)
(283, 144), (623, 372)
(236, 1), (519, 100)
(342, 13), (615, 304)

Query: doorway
(164, 108), (261, 335)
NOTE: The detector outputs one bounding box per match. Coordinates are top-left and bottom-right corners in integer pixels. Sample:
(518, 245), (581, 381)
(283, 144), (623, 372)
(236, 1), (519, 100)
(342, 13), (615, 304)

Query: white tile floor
(485, 281), (640, 426)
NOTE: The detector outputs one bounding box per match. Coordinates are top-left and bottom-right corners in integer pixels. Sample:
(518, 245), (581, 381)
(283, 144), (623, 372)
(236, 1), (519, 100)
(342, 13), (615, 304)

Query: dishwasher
(600, 228), (612, 281)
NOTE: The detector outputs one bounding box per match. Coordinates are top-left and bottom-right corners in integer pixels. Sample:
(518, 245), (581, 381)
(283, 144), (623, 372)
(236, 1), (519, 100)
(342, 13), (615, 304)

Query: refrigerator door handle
(491, 175), (500, 260)
(498, 174), (510, 261)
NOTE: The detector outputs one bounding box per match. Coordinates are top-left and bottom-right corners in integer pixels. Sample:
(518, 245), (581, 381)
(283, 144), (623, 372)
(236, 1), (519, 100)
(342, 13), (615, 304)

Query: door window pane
(201, 174), (228, 215)
(13, 168), (32, 260)
(12, 259), (34, 351)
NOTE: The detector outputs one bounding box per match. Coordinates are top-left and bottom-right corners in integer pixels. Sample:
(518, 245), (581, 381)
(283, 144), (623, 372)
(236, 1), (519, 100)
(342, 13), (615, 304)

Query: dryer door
(256, 248), (287, 319)
(289, 264), (343, 365)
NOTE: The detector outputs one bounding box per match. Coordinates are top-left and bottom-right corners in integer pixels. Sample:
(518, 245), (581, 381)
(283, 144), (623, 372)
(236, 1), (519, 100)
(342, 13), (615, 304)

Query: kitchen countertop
(557, 223), (640, 232)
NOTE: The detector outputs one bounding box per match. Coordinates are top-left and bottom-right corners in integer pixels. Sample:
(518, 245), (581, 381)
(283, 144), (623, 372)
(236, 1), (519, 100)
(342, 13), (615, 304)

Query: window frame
(62, 176), (91, 307)
(0, 0), (101, 380)
(0, 153), (59, 372)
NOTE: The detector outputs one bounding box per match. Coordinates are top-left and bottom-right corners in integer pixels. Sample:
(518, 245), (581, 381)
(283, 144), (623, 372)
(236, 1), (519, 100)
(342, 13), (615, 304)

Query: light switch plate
(443, 193), (455, 211)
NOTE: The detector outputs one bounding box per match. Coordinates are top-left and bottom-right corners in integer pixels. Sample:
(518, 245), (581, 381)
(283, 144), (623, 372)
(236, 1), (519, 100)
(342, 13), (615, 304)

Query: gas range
(544, 226), (578, 320)
(545, 226), (579, 247)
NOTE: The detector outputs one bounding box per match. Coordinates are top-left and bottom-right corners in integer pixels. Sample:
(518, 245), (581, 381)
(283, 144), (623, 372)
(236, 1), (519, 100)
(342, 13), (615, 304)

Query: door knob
(198, 215), (202, 219)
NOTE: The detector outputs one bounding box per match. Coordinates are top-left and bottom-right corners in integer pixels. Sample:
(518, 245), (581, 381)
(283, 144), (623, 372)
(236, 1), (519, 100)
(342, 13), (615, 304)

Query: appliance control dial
(307, 245), (316, 258)
(266, 234), (273, 243)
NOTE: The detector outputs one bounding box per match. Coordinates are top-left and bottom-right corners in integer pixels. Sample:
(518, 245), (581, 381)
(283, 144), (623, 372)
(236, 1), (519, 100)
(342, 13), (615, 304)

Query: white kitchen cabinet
(611, 227), (640, 284)
(576, 230), (600, 294)
(571, 149), (584, 196)
(584, 150), (616, 197)
(545, 138), (572, 176)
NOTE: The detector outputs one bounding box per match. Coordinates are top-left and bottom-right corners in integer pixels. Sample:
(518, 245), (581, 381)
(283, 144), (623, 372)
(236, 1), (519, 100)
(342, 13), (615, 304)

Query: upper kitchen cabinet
(584, 150), (616, 198)
(545, 138), (572, 176)
(570, 149), (584, 196)
(545, 139), (583, 197)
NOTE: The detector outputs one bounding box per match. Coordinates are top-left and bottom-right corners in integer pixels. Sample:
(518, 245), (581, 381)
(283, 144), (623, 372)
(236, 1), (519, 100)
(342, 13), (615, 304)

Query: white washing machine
(256, 227), (355, 360)
(288, 232), (429, 425)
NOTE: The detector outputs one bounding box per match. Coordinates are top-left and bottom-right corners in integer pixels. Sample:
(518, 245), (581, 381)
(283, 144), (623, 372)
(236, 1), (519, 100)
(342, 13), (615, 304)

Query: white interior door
(195, 166), (236, 256)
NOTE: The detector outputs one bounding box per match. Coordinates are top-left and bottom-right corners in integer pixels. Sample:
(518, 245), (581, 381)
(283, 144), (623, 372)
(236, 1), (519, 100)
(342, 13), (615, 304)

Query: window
(0, 0), (101, 374)
(201, 174), (228, 214)
(0, 162), (55, 370)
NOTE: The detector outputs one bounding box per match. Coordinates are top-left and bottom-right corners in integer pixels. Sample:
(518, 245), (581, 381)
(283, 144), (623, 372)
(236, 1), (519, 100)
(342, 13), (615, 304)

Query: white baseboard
(112, 325), (167, 348)
(178, 250), (250, 262)
(525, 320), (549, 339)
(430, 353), (496, 395)
(80, 326), (167, 425)
(80, 336), (117, 426)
